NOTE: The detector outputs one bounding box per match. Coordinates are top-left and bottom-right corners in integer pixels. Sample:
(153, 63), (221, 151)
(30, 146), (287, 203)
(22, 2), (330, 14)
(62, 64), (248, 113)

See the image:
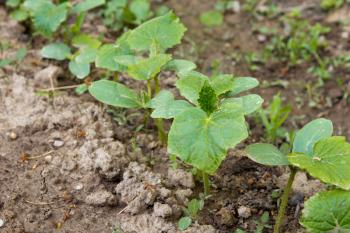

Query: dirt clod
(237, 206), (252, 219)
(168, 168), (195, 188)
(85, 190), (117, 206)
(153, 202), (173, 218)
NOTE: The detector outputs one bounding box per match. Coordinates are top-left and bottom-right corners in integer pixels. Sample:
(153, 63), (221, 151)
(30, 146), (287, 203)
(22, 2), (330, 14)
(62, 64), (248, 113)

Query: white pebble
(0, 219), (4, 227)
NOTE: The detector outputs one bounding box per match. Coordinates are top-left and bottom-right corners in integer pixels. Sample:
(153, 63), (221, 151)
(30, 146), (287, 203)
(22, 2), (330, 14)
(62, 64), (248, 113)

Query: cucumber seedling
(245, 118), (350, 232)
(87, 12), (193, 144)
(150, 71), (263, 195)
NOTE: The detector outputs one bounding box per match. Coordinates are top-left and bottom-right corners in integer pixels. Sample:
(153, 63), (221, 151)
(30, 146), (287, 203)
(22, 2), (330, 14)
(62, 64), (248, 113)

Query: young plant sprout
(150, 71), (263, 195)
(245, 118), (350, 233)
(86, 12), (189, 144)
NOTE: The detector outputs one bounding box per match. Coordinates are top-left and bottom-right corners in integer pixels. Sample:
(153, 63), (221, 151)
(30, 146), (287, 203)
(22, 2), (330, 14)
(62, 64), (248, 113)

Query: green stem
(153, 75), (167, 145)
(273, 167), (297, 233)
(202, 172), (210, 196)
(147, 80), (152, 98)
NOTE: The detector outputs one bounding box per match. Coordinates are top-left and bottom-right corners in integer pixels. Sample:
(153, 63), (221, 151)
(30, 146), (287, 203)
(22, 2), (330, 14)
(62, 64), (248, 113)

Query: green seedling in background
(149, 70), (262, 195)
(178, 198), (204, 231)
(6, 0), (105, 38)
(257, 93), (291, 143)
(0, 47), (27, 69)
(245, 118), (350, 232)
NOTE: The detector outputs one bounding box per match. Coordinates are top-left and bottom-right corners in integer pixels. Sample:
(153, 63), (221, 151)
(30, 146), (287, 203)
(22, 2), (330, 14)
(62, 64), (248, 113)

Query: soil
(1, 0), (349, 233)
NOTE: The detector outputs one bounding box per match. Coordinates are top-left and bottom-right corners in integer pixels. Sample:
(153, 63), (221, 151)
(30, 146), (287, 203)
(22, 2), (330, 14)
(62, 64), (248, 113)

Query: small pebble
(45, 155), (52, 162)
(341, 31), (349, 39)
(0, 218), (4, 228)
(74, 183), (84, 191)
(237, 206), (251, 218)
(53, 140), (64, 148)
(257, 34), (267, 43)
(9, 131), (17, 140)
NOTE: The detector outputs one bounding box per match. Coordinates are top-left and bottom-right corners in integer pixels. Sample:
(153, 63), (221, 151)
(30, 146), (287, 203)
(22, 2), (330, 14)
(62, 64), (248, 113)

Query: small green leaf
(88, 80), (141, 108)
(245, 143), (289, 166)
(76, 47), (98, 63)
(301, 189), (350, 232)
(209, 74), (235, 96)
(289, 136), (350, 190)
(127, 11), (187, 52)
(200, 10), (223, 27)
(32, 2), (68, 38)
(176, 71), (209, 104)
(41, 43), (71, 61)
(149, 90), (193, 119)
(187, 199), (203, 218)
(163, 59), (197, 74)
(168, 102), (248, 174)
(72, 34), (101, 49)
(15, 48), (27, 62)
(293, 118), (333, 155)
(72, 0), (106, 14)
(75, 84), (88, 95)
(96, 44), (126, 72)
(68, 60), (90, 79)
(10, 8), (29, 21)
(6, 0), (21, 7)
(127, 54), (171, 80)
(129, 0), (151, 24)
(229, 77), (259, 96)
(198, 81), (218, 115)
(0, 59), (13, 68)
(178, 217), (192, 231)
(223, 94), (263, 115)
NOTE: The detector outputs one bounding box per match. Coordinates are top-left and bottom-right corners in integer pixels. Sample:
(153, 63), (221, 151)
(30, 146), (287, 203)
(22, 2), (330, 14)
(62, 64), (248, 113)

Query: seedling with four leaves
(246, 118), (350, 232)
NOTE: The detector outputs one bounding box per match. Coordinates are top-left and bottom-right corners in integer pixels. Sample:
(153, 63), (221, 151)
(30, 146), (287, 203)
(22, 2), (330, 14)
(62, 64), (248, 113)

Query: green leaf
(72, 0), (106, 14)
(178, 217), (192, 231)
(72, 34), (101, 49)
(129, 0), (151, 24)
(75, 84), (88, 95)
(32, 2), (68, 38)
(229, 77), (259, 96)
(289, 136), (350, 190)
(149, 90), (193, 119)
(0, 59), (13, 68)
(127, 54), (171, 80)
(96, 44), (126, 72)
(187, 199), (203, 218)
(15, 48), (27, 62)
(200, 10), (223, 27)
(6, 0), (21, 7)
(41, 43), (71, 61)
(76, 47), (98, 63)
(176, 71), (209, 104)
(210, 74), (235, 96)
(245, 143), (290, 166)
(293, 118), (333, 155)
(127, 11), (186, 52)
(198, 81), (218, 115)
(10, 8), (29, 21)
(168, 102), (248, 174)
(223, 94), (263, 115)
(68, 60), (90, 79)
(301, 189), (350, 232)
(88, 80), (141, 108)
(163, 59), (197, 74)
(23, 0), (48, 11)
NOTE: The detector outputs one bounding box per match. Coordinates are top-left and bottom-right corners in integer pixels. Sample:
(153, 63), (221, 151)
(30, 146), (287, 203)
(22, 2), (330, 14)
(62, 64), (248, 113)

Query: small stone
(257, 34), (267, 43)
(45, 155), (52, 162)
(237, 206), (251, 218)
(341, 31), (349, 39)
(85, 190), (117, 206)
(9, 131), (17, 140)
(153, 202), (172, 218)
(0, 219), (4, 228)
(217, 207), (235, 225)
(53, 139), (64, 148)
(74, 183), (84, 191)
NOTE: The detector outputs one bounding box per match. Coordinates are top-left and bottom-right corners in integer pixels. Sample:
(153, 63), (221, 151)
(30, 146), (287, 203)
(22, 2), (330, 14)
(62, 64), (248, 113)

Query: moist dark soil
(1, 0), (349, 233)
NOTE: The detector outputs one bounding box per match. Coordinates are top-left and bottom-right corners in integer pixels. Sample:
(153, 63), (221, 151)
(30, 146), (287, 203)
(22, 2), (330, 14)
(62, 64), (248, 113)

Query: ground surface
(1, 0), (350, 233)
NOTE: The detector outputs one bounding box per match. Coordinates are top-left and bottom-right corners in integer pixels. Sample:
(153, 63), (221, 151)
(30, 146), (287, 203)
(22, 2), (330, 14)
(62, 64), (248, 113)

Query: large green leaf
(32, 2), (68, 38)
(301, 189), (350, 233)
(149, 90), (193, 119)
(245, 143), (289, 166)
(229, 77), (259, 96)
(293, 118), (333, 155)
(210, 74), (235, 96)
(76, 47), (98, 64)
(127, 54), (171, 80)
(176, 71), (209, 104)
(127, 11), (186, 52)
(289, 137), (350, 190)
(168, 102), (248, 174)
(222, 94), (263, 115)
(95, 44), (129, 72)
(72, 0), (106, 14)
(129, 0), (151, 24)
(88, 80), (141, 108)
(41, 43), (71, 61)
(68, 60), (90, 79)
